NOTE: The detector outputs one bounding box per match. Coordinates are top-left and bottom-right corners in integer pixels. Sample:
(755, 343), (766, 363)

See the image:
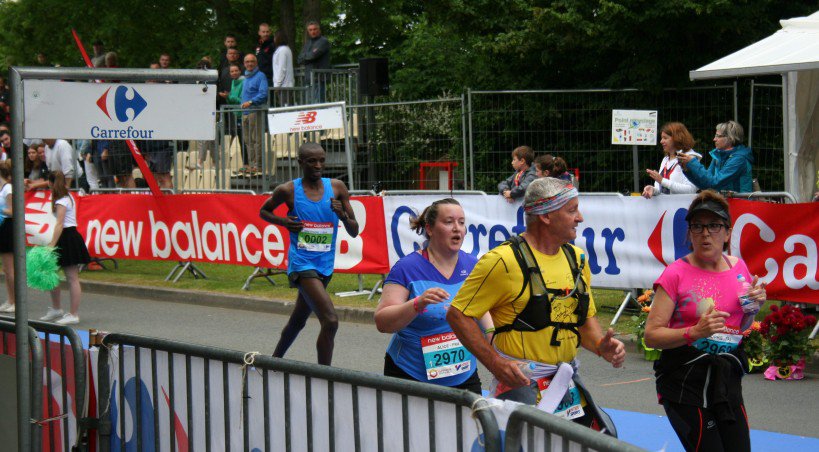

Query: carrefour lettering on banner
(268, 105), (345, 134)
(23, 80), (216, 140)
(729, 198), (819, 304)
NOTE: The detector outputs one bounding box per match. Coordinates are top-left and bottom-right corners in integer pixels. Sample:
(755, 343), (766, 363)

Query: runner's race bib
(297, 221), (333, 252)
(537, 377), (585, 419)
(421, 332), (473, 380)
(693, 332), (742, 355)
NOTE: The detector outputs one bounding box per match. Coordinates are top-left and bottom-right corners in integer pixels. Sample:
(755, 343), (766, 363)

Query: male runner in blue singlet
(260, 143), (359, 365)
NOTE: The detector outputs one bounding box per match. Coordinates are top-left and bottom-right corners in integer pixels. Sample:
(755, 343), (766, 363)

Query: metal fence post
(748, 79), (755, 149)
(467, 89), (475, 190)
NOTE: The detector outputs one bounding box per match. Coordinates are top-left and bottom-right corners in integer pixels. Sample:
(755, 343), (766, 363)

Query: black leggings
(661, 399), (750, 452)
(383, 353), (482, 395)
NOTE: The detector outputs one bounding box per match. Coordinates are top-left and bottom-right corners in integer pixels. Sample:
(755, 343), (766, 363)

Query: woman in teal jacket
(677, 120), (754, 193)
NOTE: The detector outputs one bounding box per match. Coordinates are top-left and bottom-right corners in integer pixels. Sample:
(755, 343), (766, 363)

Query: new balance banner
(75, 194), (389, 274)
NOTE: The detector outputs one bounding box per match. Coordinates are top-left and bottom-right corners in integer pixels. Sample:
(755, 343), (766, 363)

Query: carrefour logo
(96, 86), (147, 122)
(91, 85), (155, 139)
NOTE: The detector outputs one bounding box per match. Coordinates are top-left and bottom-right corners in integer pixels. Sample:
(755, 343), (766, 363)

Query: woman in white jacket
(642, 122), (701, 198)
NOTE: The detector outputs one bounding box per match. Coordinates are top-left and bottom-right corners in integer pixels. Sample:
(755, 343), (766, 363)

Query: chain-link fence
(748, 82), (784, 191)
(349, 98), (467, 191)
(467, 86), (738, 193)
(103, 82), (785, 195)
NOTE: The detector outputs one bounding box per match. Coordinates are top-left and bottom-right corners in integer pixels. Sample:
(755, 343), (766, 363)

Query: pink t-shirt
(654, 256), (751, 332)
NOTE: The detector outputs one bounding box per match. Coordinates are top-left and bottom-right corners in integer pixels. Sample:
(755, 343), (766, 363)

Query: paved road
(10, 283), (819, 438)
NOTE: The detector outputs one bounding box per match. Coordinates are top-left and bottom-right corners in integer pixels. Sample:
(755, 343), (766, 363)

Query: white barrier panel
(383, 193), (695, 289)
(102, 346), (487, 451)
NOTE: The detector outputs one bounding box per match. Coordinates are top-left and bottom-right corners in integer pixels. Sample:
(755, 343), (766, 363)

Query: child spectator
(534, 154), (555, 177)
(497, 146), (537, 203)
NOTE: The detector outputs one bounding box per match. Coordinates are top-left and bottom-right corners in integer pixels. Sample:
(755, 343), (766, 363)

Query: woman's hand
(646, 169), (662, 183)
(692, 305), (730, 339)
(641, 185), (655, 199)
(676, 152), (692, 167)
(749, 275), (767, 304)
(415, 287), (450, 312)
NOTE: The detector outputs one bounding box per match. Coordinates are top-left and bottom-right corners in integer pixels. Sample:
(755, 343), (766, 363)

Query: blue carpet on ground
(607, 407), (819, 451)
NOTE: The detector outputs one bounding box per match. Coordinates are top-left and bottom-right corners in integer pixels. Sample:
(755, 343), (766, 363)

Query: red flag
(71, 29), (163, 197)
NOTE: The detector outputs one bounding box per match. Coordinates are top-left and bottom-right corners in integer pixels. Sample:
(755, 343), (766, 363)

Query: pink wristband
(683, 327), (693, 346)
(412, 297), (421, 313)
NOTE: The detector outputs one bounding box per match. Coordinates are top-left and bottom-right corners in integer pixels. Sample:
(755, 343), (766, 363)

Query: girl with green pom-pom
(40, 171), (90, 325)
(0, 160), (15, 313)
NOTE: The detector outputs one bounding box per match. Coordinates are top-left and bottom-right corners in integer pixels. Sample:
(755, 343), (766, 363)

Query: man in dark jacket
(255, 23), (275, 83)
(298, 21), (331, 103)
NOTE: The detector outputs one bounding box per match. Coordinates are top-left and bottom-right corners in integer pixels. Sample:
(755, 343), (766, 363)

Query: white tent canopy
(690, 11), (819, 201)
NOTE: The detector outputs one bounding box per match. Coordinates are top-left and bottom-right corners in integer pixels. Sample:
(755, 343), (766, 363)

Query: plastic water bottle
(489, 362), (536, 397)
(737, 274), (756, 313)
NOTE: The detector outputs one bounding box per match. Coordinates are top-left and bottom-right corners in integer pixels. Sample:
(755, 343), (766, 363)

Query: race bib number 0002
(297, 221), (333, 252)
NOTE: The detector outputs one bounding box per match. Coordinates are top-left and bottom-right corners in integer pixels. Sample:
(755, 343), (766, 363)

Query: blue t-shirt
(287, 178), (338, 276)
(385, 250), (478, 386)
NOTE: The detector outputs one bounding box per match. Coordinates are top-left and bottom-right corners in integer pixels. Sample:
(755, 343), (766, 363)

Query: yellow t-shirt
(451, 242), (596, 364)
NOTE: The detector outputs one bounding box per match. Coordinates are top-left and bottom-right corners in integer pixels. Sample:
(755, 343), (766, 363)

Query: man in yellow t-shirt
(447, 178), (625, 417)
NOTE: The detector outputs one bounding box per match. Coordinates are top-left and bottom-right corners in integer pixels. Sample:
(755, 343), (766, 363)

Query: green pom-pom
(26, 246), (61, 291)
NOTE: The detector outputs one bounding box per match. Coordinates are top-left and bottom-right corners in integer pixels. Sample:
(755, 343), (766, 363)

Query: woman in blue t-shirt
(375, 198), (493, 393)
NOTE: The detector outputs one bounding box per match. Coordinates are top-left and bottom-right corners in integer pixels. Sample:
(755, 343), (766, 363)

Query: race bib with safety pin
(536, 377), (585, 419)
(693, 332), (742, 355)
(297, 221), (334, 252)
(421, 332), (473, 380)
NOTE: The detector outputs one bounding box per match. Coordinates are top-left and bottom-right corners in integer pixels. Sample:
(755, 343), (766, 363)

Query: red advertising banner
(729, 199), (819, 304)
(76, 194), (390, 274)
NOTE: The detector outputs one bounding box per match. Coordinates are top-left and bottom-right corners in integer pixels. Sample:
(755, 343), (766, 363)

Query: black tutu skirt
(55, 227), (91, 267)
(0, 218), (13, 253)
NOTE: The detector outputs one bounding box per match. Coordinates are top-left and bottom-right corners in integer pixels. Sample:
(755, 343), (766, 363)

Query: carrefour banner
(23, 80), (216, 140)
(74, 194), (389, 274)
(729, 199), (819, 304)
(382, 193), (694, 290)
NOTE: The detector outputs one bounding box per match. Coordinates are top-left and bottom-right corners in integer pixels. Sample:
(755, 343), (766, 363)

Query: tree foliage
(0, 0), (815, 93)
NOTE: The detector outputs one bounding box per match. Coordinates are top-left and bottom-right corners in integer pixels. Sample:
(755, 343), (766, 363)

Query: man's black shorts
(288, 270), (332, 288)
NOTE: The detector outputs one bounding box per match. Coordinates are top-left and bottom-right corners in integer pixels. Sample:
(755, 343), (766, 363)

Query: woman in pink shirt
(645, 190), (766, 452)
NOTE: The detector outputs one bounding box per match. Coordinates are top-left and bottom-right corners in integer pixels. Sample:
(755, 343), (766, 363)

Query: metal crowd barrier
(723, 191), (797, 204)
(0, 316), (89, 452)
(0, 320), (44, 452)
(504, 405), (645, 451)
(96, 333), (501, 452)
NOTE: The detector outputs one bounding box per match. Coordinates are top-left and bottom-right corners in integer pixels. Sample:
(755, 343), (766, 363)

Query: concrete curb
(80, 280), (379, 325)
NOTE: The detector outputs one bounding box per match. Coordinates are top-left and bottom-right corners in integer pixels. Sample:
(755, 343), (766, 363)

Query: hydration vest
(493, 236), (590, 347)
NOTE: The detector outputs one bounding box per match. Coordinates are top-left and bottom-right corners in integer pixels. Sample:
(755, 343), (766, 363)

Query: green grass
(76, 259), (639, 318)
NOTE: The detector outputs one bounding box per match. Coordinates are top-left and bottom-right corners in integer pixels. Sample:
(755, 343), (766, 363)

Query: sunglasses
(689, 222), (728, 233)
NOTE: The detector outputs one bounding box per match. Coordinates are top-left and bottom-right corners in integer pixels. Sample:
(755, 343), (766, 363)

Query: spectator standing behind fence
(219, 63), (246, 170)
(374, 198), (492, 394)
(218, 48), (242, 108)
(96, 140), (134, 188)
(39, 171), (91, 326)
(140, 140), (174, 189)
(272, 30), (295, 105)
(497, 145), (537, 203)
(678, 120), (754, 193)
(240, 54), (269, 176)
(0, 160), (16, 313)
(259, 143), (359, 366)
(447, 178), (624, 432)
(642, 122), (701, 199)
(24, 142), (48, 190)
(256, 23), (275, 84)
(218, 34), (237, 74)
(644, 190), (766, 452)
(91, 40), (106, 68)
(298, 21), (331, 103)
(534, 154), (554, 177)
(43, 139), (82, 188)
